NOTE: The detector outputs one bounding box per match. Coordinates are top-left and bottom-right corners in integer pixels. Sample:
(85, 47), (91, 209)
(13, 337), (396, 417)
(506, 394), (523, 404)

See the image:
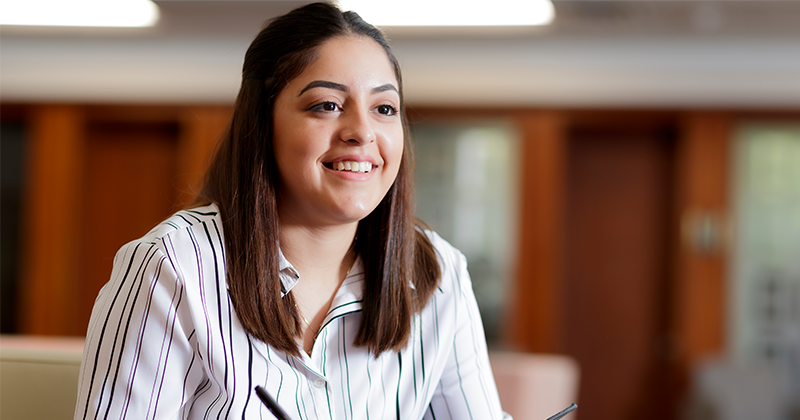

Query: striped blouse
(75, 204), (511, 420)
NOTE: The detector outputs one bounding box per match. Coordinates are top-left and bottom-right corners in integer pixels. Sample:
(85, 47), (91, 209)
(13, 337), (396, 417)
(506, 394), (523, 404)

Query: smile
(324, 160), (373, 173)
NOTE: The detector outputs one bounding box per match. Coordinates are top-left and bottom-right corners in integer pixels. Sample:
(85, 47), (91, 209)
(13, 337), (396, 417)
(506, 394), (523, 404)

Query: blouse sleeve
(424, 246), (513, 420)
(74, 239), (203, 420)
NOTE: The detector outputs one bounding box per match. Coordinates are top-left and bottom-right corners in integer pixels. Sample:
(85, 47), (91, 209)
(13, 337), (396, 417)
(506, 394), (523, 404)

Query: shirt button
(313, 378), (326, 388)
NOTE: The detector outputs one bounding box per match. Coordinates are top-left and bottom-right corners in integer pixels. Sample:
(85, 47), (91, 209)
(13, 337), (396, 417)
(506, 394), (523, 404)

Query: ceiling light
(336, 0), (555, 27)
(0, 0), (160, 28)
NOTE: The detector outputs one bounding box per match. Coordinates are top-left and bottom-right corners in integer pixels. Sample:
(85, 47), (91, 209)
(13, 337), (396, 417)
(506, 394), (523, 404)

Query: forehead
(290, 35), (398, 89)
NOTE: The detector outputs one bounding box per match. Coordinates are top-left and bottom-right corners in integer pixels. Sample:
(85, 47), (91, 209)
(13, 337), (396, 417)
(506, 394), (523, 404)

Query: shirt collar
(278, 248), (300, 297)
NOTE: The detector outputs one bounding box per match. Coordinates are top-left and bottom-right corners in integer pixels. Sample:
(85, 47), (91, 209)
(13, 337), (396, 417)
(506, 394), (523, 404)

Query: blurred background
(2, 1), (799, 419)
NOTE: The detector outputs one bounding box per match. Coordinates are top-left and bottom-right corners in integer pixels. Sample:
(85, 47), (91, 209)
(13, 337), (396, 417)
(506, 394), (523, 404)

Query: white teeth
(333, 160), (372, 173)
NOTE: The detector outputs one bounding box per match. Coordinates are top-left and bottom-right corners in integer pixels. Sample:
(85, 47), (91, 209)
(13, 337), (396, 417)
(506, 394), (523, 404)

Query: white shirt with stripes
(75, 204), (511, 420)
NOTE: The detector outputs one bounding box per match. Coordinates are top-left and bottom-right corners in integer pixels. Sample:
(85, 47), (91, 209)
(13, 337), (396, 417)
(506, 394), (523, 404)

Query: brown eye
(311, 101), (341, 112)
(376, 104), (397, 116)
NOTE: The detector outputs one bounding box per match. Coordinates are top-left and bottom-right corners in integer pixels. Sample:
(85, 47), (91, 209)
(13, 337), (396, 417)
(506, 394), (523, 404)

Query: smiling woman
(74, 2), (510, 420)
(272, 36), (404, 228)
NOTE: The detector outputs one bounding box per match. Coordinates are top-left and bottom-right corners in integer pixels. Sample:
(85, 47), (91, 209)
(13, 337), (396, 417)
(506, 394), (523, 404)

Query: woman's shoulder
(117, 204), (223, 255)
(140, 203), (222, 242)
(422, 229), (472, 293)
(423, 229), (458, 257)
(109, 203), (225, 281)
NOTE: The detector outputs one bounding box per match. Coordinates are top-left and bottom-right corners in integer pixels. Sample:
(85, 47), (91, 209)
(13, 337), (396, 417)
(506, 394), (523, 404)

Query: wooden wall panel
(176, 106), (232, 206)
(75, 119), (181, 332)
(511, 111), (568, 352)
(19, 105), (85, 335)
(674, 112), (731, 368)
(13, 104), (234, 336)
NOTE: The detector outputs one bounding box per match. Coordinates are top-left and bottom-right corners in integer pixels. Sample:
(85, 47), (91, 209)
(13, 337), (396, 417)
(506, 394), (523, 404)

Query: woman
(75, 3), (509, 419)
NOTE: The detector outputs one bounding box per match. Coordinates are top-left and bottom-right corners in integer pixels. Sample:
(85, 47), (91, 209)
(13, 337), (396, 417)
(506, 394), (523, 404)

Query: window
(411, 121), (520, 346)
(731, 122), (800, 386)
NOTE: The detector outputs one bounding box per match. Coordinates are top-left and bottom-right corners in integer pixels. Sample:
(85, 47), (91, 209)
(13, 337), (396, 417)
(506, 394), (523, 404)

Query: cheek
(384, 127), (405, 167)
(272, 103), (318, 164)
(382, 140), (404, 191)
(273, 124), (319, 167)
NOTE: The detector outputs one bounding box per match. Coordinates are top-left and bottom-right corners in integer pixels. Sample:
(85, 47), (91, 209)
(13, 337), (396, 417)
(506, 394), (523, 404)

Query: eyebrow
(298, 80), (398, 96)
(371, 83), (398, 94)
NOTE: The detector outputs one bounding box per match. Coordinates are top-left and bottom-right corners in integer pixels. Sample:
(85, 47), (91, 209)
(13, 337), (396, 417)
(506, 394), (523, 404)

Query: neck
(278, 221), (358, 284)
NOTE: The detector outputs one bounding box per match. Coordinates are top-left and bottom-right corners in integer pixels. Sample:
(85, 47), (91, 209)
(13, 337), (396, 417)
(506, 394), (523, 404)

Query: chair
(685, 357), (796, 420)
(490, 351), (581, 420)
(0, 335), (85, 420)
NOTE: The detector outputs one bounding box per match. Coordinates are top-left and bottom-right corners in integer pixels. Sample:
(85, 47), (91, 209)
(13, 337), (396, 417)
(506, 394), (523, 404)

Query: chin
(329, 200), (380, 224)
(335, 209), (374, 225)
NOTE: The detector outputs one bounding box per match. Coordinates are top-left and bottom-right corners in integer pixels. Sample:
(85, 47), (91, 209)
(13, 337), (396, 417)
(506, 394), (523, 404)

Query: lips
(323, 154), (378, 174)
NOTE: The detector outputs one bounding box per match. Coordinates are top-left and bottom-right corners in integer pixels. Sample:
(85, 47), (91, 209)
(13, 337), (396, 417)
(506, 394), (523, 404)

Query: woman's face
(272, 35), (403, 228)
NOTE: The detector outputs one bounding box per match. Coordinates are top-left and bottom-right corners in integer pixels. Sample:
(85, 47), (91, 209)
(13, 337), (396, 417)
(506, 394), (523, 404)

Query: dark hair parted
(197, 2), (440, 357)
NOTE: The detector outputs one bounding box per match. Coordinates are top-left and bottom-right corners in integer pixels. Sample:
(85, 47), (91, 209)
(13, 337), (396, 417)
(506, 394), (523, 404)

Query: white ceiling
(2, 0), (799, 108)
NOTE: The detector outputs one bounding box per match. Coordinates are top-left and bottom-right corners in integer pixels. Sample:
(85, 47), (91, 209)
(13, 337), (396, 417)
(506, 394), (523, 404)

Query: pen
(545, 402), (577, 420)
(255, 386), (292, 420)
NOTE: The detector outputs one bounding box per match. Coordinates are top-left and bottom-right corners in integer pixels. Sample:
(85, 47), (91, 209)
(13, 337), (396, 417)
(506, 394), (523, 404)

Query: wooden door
(563, 124), (677, 420)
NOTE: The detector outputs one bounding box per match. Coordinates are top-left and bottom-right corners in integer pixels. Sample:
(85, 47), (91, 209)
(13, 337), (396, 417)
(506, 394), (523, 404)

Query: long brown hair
(197, 2), (440, 357)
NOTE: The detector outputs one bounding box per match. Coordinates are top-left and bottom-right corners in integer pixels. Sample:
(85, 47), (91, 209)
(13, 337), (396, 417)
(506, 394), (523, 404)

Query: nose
(339, 108), (376, 145)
